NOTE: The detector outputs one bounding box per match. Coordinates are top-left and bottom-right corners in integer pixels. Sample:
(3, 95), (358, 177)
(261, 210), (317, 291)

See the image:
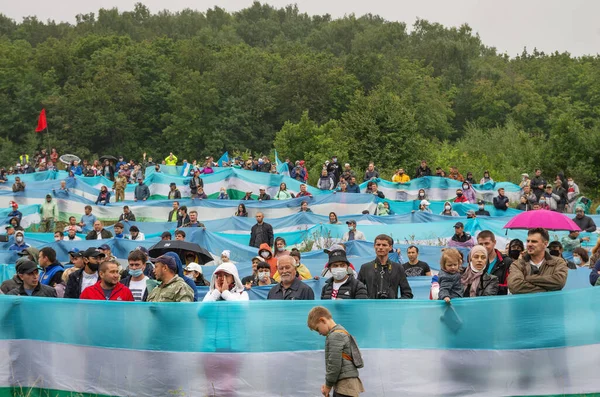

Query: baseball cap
(83, 247), (105, 258)
(453, 222), (464, 228)
(151, 255), (177, 272)
(252, 256), (265, 263)
(5, 225), (13, 230)
(324, 243), (346, 254)
(466, 210), (476, 217)
(68, 247), (81, 255)
(98, 244), (110, 251)
(545, 184), (553, 188)
(326, 250), (350, 266)
(477, 200), (485, 205)
(259, 186), (266, 191)
(185, 262), (203, 274)
(135, 246), (150, 256)
(17, 260), (38, 274)
(420, 199), (430, 206)
(345, 219), (356, 225)
(521, 173), (529, 178)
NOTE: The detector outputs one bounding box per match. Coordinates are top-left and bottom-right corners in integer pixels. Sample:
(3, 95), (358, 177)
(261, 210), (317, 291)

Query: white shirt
(81, 271), (98, 293)
(128, 276), (148, 301)
(342, 230), (366, 242)
(331, 278), (348, 300)
(127, 232), (146, 241)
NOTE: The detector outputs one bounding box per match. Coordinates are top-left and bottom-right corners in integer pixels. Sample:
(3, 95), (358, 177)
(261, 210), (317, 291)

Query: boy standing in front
(307, 306), (365, 397)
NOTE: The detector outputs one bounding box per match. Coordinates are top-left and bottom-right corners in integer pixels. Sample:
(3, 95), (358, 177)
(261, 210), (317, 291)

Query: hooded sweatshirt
(258, 243), (278, 277)
(163, 252), (199, 302)
(203, 262), (249, 301)
(440, 201), (459, 217)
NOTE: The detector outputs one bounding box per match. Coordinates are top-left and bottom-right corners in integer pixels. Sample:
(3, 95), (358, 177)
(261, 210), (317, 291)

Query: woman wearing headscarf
(203, 262), (249, 301)
(461, 245), (499, 297)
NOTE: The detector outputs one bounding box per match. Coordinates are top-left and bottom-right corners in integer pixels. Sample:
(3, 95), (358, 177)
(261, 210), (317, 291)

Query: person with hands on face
(203, 262), (249, 301)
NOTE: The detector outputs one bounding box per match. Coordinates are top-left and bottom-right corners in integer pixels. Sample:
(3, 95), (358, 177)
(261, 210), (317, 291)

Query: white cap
(259, 186), (266, 191)
(420, 199), (430, 206)
(221, 250), (231, 259)
(344, 163), (350, 167)
(185, 262), (202, 274)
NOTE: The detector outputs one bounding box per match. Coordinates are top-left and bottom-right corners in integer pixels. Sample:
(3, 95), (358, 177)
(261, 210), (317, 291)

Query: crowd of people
(4, 219), (597, 303)
(2, 150), (592, 212)
(2, 149), (599, 305)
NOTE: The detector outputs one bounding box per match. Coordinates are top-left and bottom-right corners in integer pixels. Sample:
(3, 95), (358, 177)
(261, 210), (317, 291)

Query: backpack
(333, 329), (364, 369)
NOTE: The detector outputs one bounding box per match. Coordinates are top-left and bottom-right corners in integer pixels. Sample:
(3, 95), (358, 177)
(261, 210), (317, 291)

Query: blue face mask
(129, 269), (143, 277)
(573, 257), (582, 266)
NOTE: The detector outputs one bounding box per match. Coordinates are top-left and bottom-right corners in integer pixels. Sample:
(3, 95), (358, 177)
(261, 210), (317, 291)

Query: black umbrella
(149, 240), (213, 265)
(99, 155), (118, 163)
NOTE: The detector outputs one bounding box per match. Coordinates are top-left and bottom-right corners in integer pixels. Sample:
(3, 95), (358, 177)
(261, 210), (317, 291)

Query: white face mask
(277, 247), (285, 252)
(16, 236), (23, 243)
(257, 271), (270, 280)
(348, 226), (354, 231)
(331, 267), (348, 281)
(260, 251), (270, 259)
(54, 237), (62, 242)
(445, 205), (451, 211)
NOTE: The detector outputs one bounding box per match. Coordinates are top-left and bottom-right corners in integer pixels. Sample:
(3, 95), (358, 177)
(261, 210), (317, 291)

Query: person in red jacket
(80, 259), (134, 301)
(453, 188), (469, 203)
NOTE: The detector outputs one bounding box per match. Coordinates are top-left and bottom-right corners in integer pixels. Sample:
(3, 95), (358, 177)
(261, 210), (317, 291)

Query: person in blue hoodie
(163, 251), (199, 302)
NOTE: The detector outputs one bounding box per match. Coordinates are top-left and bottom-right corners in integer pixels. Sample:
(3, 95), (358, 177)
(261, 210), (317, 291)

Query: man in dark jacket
(134, 177), (150, 201)
(267, 255), (314, 300)
(168, 183), (181, 200)
(86, 220), (113, 240)
(326, 156), (341, 185)
(572, 206), (597, 232)
(474, 200), (491, 216)
(249, 212), (274, 248)
(346, 176), (361, 193)
(7, 260), (57, 297)
(64, 248), (105, 298)
(414, 160), (432, 179)
(530, 169), (546, 201)
(493, 188), (510, 210)
(258, 187), (271, 201)
(358, 234), (413, 299)
(321, 250), (367, 300)
(118, 205), (136, 222)
(477, 230), (512, 295)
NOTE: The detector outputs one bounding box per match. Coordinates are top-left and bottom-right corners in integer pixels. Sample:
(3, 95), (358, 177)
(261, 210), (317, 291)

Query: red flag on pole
(35, 108), (47, 132)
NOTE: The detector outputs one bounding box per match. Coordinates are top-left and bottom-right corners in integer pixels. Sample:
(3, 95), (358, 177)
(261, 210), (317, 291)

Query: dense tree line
(1, 2), (599, 191)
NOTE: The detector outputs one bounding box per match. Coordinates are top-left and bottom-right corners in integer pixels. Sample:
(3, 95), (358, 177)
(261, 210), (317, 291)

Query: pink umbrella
(503, 209), (581, 231)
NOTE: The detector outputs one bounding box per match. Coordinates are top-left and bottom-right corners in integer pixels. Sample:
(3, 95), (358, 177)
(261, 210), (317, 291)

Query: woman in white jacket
(203, 262), (249, 301)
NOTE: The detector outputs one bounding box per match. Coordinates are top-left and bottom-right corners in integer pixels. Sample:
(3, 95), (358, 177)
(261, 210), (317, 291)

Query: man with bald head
(267, 255), (314, 300)
(85, 220), (113, 240)
(249, 211), (273, 248)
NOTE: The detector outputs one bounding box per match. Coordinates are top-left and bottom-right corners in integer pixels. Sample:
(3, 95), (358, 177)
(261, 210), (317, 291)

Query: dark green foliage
(1, 2), (600, 193)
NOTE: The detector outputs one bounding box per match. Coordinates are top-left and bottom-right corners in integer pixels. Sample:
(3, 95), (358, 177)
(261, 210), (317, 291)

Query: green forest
(1, 2), (599, 191)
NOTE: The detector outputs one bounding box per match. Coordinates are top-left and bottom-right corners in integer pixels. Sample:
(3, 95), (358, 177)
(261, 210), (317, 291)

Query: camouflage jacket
(147, 275), (194, 302)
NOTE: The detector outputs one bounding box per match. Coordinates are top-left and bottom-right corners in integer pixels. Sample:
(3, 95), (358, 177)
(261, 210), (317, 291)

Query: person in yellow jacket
(392, 168), (411, 183)
(273, 248), (313, 281)
(164, 152), (178, 166)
